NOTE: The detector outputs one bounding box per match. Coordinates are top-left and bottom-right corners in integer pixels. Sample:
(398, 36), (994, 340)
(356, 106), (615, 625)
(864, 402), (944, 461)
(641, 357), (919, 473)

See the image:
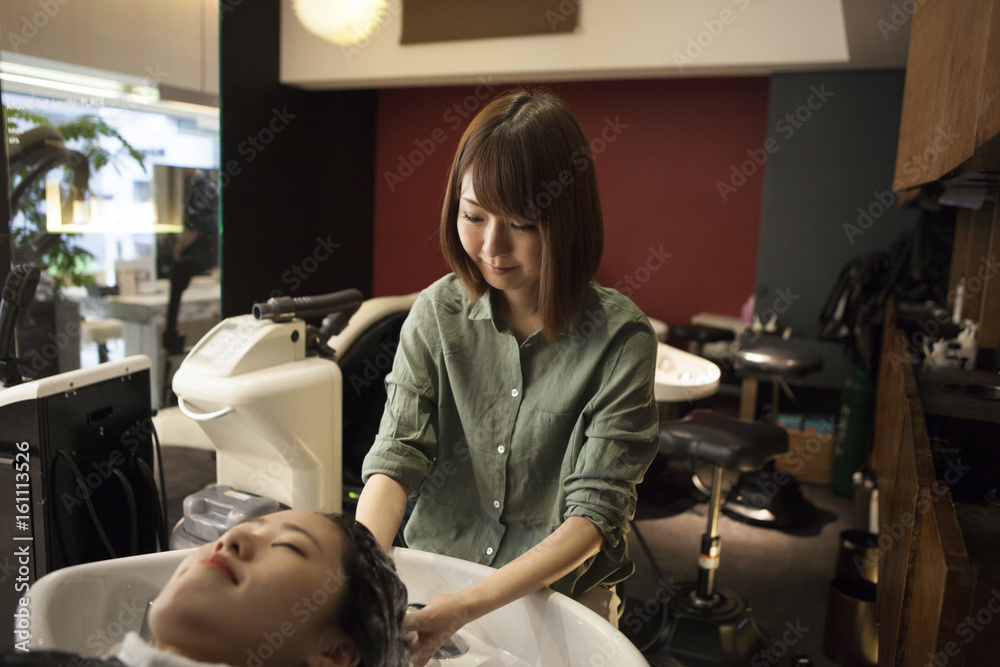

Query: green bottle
(833, 365), (875, 497)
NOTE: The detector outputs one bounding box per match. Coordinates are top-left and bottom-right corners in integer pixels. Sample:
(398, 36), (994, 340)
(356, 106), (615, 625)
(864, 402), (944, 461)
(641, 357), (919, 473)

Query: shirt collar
(467, 289), (494, 321)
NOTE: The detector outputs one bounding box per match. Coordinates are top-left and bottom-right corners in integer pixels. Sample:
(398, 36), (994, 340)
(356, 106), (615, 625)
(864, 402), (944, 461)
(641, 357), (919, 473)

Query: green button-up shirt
(362, 274), (659, 597)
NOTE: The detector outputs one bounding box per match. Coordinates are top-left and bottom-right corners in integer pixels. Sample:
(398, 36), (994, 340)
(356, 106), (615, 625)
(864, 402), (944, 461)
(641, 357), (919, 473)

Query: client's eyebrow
(461, 196), (482, 207)
(281, 523), (323, 554)
(245, 517), (323, 553)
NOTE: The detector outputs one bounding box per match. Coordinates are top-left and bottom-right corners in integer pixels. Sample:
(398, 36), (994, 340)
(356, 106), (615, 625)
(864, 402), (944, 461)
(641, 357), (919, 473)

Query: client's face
(149, 510), (355, 667)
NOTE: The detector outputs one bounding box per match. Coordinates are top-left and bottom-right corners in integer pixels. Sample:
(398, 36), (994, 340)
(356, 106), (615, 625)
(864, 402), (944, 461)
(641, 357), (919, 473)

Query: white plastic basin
(22, 547), (647, 666)
(654, 342), (721, 403)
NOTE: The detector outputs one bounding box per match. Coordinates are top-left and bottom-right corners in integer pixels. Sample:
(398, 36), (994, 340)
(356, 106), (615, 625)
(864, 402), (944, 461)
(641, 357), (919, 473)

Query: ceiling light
(292, 0), (389, 45)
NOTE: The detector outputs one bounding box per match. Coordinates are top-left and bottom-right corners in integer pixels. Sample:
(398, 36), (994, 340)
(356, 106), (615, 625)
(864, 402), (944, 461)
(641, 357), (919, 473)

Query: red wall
(373, 77), (770, 326)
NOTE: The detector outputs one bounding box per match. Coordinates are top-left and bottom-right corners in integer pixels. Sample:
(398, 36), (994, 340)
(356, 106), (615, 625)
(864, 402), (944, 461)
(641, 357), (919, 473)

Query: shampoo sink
(23, 547), (647, 665)
(654, 342), (721, 403)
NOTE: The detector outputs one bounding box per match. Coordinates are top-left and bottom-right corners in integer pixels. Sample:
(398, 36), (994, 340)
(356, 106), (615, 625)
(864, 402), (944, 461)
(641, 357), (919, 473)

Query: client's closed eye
(276, 542), (306, 556)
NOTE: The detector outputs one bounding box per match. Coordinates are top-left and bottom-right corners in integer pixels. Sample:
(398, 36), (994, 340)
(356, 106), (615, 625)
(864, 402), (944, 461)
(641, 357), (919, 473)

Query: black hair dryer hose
(0, 264), (42, 387)
(252, 289), (365, 323)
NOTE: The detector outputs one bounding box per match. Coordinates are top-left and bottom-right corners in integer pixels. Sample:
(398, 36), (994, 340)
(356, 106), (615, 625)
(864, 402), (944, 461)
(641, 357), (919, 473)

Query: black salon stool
(724, 343), (823, 529)
(652, 409), (789, 665)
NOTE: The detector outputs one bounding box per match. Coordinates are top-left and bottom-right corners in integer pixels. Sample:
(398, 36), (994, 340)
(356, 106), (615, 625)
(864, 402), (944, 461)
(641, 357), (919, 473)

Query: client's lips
(202, 554), (237, 584)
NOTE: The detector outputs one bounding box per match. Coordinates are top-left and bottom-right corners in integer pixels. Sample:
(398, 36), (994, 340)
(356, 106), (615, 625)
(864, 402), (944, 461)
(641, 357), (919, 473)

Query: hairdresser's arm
(404, 516), (603, 667)
(355, 473), (409, 552)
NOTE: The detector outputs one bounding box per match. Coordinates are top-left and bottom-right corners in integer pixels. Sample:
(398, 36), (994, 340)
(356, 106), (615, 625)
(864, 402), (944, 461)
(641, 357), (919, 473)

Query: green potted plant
(4, 105), (145, 378)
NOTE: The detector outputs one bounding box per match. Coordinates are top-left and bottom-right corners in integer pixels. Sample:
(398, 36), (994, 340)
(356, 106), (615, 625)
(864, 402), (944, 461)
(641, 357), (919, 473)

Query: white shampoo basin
(654, 342), (721, 403)
(22, 547), (647, 665)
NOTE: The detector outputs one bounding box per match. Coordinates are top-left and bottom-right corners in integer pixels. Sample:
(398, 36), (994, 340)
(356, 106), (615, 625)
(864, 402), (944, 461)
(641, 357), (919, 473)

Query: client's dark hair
(323, 514), (410, 667)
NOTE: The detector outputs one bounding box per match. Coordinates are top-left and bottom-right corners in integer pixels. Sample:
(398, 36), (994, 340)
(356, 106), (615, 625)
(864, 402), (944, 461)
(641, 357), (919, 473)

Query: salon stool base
(660, 583), (771, 667)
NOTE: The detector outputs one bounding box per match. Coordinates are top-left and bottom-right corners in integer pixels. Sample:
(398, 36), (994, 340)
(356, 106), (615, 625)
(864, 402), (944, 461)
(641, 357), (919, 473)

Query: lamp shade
(292, 0), (390, 45)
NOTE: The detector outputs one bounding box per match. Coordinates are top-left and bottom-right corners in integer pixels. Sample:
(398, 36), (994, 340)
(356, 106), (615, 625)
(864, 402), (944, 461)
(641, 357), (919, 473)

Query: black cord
(111, 467), (139, 556)
(54, 450), (117, 559)
(629, 519), (673, 654)
(152, 421), (168, 524)
(135, 456), (169, 551)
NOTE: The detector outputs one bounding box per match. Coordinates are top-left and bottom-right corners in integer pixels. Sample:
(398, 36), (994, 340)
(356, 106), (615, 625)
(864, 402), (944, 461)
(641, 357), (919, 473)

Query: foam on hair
(322, 514), (410, 667)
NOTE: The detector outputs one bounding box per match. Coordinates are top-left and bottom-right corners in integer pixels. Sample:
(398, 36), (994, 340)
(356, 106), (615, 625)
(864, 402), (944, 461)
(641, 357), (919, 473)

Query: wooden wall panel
(975, 2), (1000, 151)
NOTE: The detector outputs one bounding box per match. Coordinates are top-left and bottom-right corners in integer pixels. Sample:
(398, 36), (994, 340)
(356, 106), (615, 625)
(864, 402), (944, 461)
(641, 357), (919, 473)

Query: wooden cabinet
(872, 299), (1000, 665)
(894, 0), (1000, 192)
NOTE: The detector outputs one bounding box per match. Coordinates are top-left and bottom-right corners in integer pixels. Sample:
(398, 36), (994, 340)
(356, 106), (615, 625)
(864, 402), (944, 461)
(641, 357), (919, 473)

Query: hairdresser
(356, 89), (659, 666)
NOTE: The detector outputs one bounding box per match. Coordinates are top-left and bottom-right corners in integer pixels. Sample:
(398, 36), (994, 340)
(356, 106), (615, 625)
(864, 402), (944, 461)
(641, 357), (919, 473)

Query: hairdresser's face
(458, 171), (542, 304)
(149, 510), (355, 666)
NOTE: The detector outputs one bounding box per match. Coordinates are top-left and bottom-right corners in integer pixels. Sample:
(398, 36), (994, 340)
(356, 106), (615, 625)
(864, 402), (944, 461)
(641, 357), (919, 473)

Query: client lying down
(3, 511), (411, 667)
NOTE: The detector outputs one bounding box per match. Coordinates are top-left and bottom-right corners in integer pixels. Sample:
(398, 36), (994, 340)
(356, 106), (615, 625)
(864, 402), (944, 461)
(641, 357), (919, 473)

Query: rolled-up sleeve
(563, 318), (659, 566)
(361, 292), (441, 493)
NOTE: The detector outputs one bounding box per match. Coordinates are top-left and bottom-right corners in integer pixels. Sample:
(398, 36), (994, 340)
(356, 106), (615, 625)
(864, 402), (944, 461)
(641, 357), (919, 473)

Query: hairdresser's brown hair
(440, 89), (604, 342)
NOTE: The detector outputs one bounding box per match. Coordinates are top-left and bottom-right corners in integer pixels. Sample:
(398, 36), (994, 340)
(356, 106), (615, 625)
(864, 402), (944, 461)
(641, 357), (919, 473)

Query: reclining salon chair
(641, 409), (791, 666)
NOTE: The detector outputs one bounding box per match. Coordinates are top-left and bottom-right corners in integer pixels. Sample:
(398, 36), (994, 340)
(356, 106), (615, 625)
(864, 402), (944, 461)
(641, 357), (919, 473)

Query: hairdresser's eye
(462, 212), (484, 224)
(276, 542), (306, 557)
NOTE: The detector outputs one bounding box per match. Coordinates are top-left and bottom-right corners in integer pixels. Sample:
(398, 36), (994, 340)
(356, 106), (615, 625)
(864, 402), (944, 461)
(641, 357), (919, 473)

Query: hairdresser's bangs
(463, 128), (541, 225)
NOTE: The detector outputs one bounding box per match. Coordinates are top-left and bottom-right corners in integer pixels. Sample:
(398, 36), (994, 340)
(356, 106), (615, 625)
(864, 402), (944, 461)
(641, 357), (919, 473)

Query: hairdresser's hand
(403, 593), (472, 667)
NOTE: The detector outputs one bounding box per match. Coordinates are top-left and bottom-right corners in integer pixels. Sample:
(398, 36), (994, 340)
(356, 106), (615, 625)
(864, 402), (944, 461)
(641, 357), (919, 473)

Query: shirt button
(486, 547), (494, 556)
(493, 500), (501, 509)
(497, 445), (505, 454)
(511, 388), (519, 397)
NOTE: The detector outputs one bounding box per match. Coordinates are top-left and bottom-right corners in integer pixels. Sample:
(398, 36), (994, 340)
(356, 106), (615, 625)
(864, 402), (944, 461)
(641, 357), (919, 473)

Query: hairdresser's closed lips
(201, 553), (237, 585)
(484, 262), (515, 274)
